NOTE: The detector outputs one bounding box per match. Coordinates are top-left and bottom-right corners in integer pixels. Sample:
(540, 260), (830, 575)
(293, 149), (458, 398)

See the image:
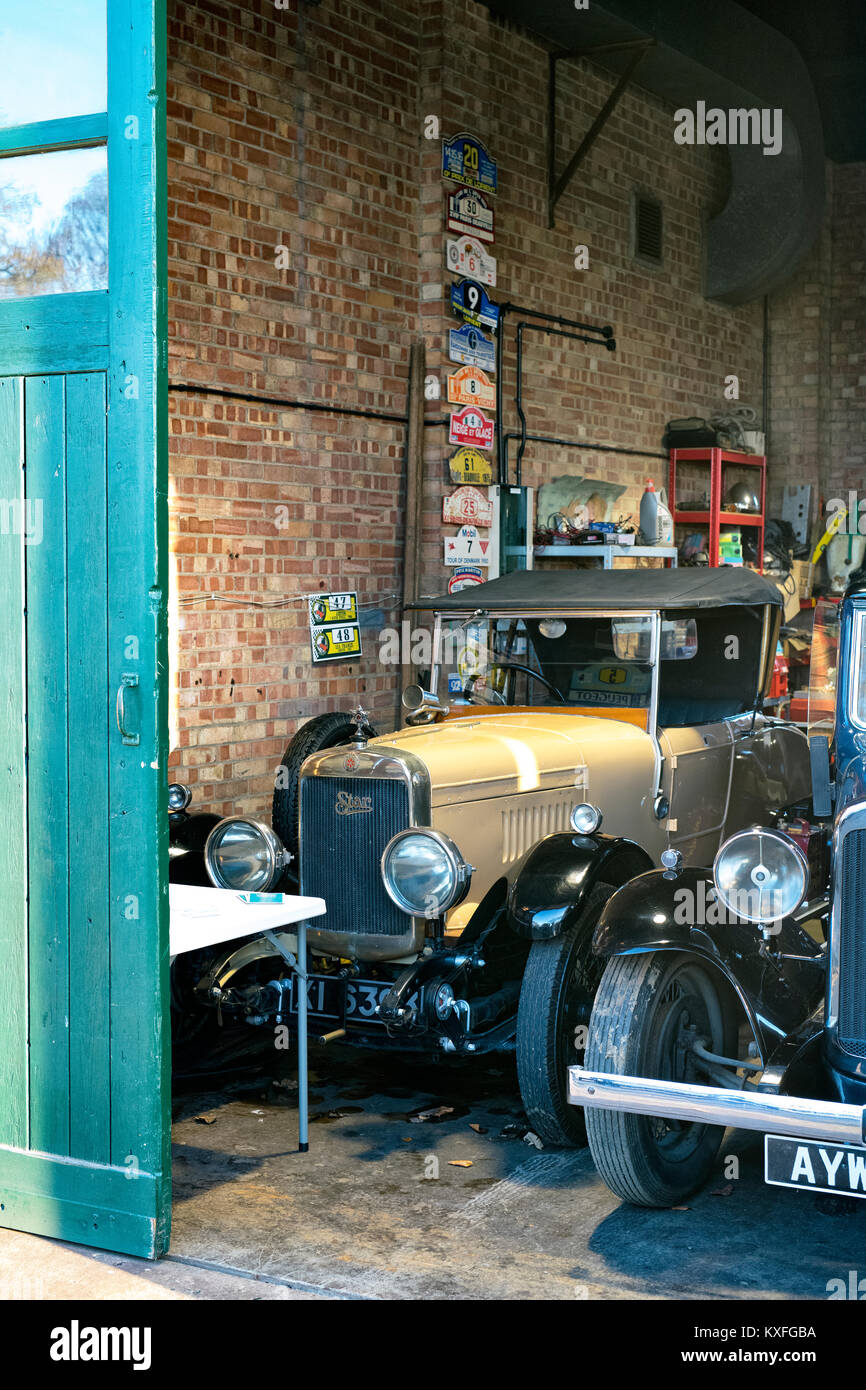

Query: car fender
(592, 867), (826, 1065)
(506, 832), (654, 942)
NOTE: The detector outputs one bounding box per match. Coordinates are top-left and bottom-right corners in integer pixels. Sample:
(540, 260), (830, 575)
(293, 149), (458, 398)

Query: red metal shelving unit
(668, 447), (766, 570)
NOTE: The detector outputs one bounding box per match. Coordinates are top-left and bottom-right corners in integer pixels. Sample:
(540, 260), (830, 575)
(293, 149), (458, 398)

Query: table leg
(263, 925), (310, 1154)
(297, 919), (309, 1152)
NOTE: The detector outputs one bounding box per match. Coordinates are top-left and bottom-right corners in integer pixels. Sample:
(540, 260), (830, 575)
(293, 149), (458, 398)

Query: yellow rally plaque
(448, 446), (494, 485)
(308, 591), (362, 663)
(309, 592), (358, 626)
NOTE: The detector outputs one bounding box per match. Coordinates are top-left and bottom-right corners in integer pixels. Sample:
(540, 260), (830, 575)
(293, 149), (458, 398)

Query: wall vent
(633, 193), (663, 266)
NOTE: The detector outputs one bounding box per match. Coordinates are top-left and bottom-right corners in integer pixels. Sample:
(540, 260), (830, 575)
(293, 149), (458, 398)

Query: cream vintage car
(190, 568), (811, 1146)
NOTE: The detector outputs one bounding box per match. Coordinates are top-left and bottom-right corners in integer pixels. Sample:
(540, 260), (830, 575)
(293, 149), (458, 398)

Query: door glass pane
(808, 598), (839, 738)
(0, 2), (106, 128)
(0, 147), (107, 298)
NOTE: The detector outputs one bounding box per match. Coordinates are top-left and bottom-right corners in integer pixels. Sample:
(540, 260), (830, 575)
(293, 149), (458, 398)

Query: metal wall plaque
(448, 447), (494, 485)
(448, 566), (485, 594)
(442, 133), (497, 194)
(447, 365), (496, 411)
(445, 185), (495, 243)
(448, 406), (495, 450)
(308, 592), (362, 663)
(448, 322), (496, 372)
(446, 235), (496, 286)
(449, 278), (499, 331)
(442, 485), (494, 527)
(444, 524), (491, 567)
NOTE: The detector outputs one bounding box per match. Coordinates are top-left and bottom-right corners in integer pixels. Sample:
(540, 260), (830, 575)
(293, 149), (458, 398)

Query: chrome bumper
(568, 1067), (866, 1147)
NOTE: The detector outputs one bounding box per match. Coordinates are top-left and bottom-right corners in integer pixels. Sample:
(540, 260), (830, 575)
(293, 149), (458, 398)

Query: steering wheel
(462, 662), (566, 705)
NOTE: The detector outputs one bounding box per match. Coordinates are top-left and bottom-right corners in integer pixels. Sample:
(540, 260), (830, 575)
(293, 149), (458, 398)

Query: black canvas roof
(411, 566), (781, 612)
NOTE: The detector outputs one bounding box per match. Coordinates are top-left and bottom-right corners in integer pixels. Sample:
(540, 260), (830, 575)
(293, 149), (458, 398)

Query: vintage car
(569, 589), (866, 1206)
(184, 567), (811, 1145)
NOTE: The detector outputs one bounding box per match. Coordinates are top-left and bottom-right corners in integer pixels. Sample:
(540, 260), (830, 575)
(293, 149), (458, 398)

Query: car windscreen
(434, 615), (656, 709)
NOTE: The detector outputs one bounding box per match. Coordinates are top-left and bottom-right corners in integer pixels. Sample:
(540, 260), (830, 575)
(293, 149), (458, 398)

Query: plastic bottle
(640, 479), (673, 545)
(656, 487), (674, 545)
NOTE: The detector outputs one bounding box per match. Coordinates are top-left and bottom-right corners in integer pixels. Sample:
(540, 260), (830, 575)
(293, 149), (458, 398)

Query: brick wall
(167, 0), (422, 815)
(416, 3), (765, 600)
(167, 0), (818, 820)
(767, 160), (866, 538)
(827, 164), (866, 514)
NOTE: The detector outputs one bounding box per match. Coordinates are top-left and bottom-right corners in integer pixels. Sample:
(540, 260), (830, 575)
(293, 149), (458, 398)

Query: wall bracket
(547, 38), (655, 228)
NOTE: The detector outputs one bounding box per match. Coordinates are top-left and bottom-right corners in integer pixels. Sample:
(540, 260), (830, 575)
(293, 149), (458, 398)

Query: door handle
(116, 673), (140, 746)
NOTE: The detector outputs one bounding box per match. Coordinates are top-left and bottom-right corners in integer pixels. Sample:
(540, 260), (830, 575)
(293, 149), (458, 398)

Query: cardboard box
(791, 559), (813, 601)
(774, 572), (800, 624)
(781, 633), (810, 662)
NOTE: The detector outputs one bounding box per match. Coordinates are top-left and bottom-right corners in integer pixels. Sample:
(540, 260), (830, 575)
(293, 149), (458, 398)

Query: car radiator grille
(838, 826), (866, 1058)
(299, 775), (411, 938)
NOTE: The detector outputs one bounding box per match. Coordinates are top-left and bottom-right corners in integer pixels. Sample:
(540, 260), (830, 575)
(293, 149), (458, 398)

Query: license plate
(288, 974), (420, 1025)
(764, 1133), (866, 1197)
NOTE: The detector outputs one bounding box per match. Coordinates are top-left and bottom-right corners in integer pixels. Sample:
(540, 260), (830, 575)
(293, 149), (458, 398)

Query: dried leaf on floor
(410, 1104), (454, 1123)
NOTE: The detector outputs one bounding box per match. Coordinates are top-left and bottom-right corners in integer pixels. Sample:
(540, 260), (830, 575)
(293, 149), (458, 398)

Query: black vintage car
(571, 582), (866, 1207)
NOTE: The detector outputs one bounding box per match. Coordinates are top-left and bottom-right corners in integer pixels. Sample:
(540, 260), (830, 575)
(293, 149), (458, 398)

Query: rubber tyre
(516, 881), (613, 1147)
(272, 711), (376, 866)
(584, 951), (735, 1207)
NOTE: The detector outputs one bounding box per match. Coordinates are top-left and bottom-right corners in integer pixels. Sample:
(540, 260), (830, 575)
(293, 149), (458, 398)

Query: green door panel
(0, 0), (168, 1258)
(0, 377), (27, 1153)
(66, 373), (112, 1165)
(26, 374), (73, 1159)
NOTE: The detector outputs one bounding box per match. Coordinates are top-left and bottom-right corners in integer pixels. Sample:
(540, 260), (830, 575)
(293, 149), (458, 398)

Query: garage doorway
(0, 0), (169, 1257)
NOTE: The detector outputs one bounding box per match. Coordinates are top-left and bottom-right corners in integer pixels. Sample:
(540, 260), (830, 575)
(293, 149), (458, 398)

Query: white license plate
(764, 1133), (866, 1197)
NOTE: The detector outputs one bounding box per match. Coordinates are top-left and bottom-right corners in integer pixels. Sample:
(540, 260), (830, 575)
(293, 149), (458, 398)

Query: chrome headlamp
(570, 803), (603, 834)
(204, 817), (292, 892)
(713, 826), (808, 924)
(168, 782), (192, 812)
(381, 829), (473, 918)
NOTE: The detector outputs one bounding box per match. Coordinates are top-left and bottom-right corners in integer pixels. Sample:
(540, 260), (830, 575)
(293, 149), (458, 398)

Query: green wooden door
(0, 1), (168, 1257)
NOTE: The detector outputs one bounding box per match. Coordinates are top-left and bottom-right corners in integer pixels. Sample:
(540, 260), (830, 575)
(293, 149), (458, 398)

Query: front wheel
(585, 952), (736, 1207)
(516, 881), (613, 1146)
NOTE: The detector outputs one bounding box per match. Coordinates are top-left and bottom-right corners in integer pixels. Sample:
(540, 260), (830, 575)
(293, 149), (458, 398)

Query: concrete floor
(2, 1028), (863, 1301)
(165, 1029), (866, 1301)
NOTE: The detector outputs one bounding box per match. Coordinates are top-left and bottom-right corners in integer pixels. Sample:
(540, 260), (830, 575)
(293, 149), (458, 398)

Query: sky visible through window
(0, 2), (107, 295)
(0, 2), (106, 129)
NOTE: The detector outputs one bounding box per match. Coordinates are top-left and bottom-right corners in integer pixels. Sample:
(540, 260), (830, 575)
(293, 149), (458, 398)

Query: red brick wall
(167, 0), (819, 821)
(167, 0), (423, 815)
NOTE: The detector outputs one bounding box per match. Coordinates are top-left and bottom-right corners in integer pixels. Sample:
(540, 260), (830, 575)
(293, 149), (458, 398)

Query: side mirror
(809, 734), (833, 819)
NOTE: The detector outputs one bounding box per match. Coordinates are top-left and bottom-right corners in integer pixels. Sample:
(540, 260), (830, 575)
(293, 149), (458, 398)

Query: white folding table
(169, 884), (327, 1151)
